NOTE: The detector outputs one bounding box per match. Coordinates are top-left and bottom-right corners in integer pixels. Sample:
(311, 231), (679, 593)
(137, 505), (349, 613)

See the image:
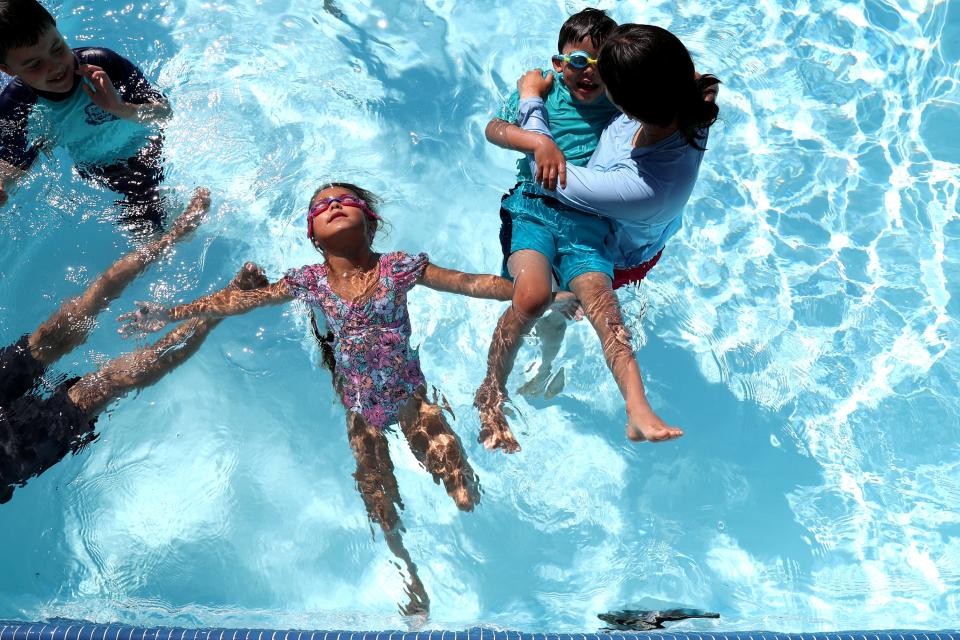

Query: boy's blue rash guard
(517, 96), (707, 269)
(498, 70), (619, 181)
(0, 47), (164, 170)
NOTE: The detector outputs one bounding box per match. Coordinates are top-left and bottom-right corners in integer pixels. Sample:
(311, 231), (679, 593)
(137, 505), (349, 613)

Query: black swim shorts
(0, 335), (47, 408)
(0, 379), (98, 504)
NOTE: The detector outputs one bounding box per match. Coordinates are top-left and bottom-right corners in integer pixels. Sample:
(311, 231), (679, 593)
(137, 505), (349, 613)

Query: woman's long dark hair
(598, 24), (720, 150)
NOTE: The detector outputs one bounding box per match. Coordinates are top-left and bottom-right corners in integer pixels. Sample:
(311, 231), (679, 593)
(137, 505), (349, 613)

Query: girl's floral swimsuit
(284, 252), (428, 429)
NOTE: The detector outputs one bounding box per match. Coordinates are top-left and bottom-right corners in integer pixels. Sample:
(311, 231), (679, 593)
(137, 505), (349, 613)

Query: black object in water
(598, 608), (720, 631)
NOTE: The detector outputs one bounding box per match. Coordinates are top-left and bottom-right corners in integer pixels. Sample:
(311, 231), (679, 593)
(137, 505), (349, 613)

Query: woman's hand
(517, 69), (553, 100)
(533, 137), (567, 190)
(118, 301), (172, 338)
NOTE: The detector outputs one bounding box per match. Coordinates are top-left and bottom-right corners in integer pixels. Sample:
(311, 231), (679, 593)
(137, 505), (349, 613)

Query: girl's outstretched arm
(169, 279), (292, 320)
(418, 264), (512, 301)
(119, 268), (292, 337)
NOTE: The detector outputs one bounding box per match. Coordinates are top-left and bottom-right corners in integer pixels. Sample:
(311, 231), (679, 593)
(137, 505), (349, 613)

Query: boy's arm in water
(418, 263), (513, 301)
(78, 63), (171, 124)
(0, 158), (26, 207)
(118, 275), (292, 337)
(485, 118), (567, 189)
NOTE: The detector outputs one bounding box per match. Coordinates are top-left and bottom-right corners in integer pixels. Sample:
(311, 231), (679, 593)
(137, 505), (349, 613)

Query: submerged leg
(399, 389), (480, 511)
(66, 262), (267, 417)
(568, 272), (683, 443)
(517, 310), (568, 399)
(28, 188), (211, 367)
(347, 412), (430, 617)
(474, 250), (554, 453)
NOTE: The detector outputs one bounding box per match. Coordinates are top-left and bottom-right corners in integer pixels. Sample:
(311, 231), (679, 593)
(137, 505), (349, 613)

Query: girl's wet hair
(598, 24), (721, 151)
(308, 181), (385, 251)
(310, 309), (338, 382)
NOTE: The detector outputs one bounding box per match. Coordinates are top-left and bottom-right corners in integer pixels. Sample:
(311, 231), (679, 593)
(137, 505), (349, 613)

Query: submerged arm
(169, 279), (293, 321)
(418, 264), (512, 301)
(119, 279), (293, 337)
(112, 98), (172, 124)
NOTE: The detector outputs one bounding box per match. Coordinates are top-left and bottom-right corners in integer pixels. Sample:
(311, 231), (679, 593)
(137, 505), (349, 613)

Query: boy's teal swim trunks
(501, 182), (614, 290)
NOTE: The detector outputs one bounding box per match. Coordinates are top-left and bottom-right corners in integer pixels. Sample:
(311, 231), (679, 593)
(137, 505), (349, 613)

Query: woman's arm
(534, 158), (659, 221)
(418, 264), (512, 301)
(119, 279), (293, 337)
(517, 97), (659, 220)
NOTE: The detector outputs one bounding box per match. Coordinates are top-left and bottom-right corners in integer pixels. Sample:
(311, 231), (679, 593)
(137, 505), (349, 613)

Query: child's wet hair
(308, 181), (386, 251)
(0, 0), (56, 64)
(598, 24), (721, 151)
(557, 7), (616, 52)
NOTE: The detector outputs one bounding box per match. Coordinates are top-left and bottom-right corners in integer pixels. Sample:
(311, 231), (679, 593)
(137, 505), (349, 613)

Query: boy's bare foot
(474, 383), (521, 453)
(518, 366), (565, 399)
(517, 368), (550, 398)
(166, 187), (211, 241)
(544, 367), (565, 399)
(626, 412), (684, 443)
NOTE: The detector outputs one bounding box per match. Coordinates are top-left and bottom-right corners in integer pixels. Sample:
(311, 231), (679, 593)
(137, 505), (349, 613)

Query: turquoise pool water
(1, 0), (958, 633)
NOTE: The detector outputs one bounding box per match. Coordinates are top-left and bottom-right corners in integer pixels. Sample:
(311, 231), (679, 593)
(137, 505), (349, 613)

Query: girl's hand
(117, 301), (172, 338)
(518, 69), (553, 100)
(77, 64), (129, 118)
(533, 137), (566, 190)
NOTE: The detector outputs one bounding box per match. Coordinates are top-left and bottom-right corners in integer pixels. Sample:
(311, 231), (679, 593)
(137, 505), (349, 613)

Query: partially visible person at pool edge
(0, 0), (172, 233)
(0, 189), (257, 506)
(119, 182), (517, 616)
(475, 24), (720, 452)
(484, 7), (620, 405)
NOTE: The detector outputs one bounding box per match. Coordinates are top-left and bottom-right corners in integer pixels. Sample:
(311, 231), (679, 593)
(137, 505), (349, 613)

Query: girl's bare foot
(400, 576), (430, 618)
(474, 383), (521, 453)
(445, 468), (481, 511)
(626, 412), (683, 442)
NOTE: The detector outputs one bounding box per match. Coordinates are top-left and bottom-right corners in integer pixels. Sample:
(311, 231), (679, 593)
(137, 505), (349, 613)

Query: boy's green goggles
(552, 50), (598, 69)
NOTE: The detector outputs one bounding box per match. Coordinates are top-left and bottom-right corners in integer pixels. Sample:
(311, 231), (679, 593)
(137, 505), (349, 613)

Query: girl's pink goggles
(307, 195), (380, 239)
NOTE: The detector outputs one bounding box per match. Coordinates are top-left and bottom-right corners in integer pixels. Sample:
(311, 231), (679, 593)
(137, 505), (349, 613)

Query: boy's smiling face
(0, 26), (75, 94)
(552, 36), (604, 104)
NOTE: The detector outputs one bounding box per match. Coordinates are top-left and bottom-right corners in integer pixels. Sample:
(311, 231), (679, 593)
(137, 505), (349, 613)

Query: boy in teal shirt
(490, 8), (619, 270)
(477, 8), (620, 451)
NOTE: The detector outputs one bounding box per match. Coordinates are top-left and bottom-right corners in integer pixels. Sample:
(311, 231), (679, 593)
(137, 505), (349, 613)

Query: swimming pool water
(1, 0), (958, 632)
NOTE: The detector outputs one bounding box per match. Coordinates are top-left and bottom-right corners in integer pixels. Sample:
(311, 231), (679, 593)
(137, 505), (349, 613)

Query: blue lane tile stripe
(1, 626), (958, 640)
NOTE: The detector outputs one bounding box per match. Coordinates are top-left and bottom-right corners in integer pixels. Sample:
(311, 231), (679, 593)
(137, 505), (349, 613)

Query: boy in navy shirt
(0, 0), (171, 232)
